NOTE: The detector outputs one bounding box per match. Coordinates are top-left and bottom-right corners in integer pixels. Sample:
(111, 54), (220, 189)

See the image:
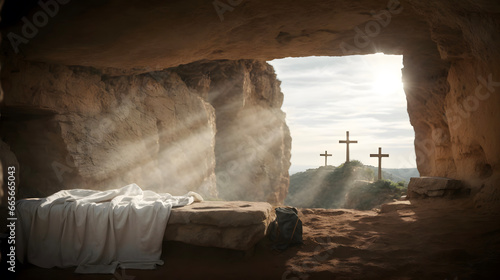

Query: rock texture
(175, 60), (291, 203)
(401, 1), (500, 209)
(165, 201), (274, 251)
(407, 177), (470, 199)
(1, 0), (500, 210)
(0, 57), (290, 205)
(1, 58), (218, 198)
(2, 0), (420, 69)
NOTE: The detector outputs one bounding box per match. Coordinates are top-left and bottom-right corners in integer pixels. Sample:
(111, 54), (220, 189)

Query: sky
(268, 54), (417, 174)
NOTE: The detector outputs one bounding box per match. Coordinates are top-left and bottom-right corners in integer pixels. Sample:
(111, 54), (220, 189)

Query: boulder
(165, 201), (274, 251)
(407, 177), (470, 199)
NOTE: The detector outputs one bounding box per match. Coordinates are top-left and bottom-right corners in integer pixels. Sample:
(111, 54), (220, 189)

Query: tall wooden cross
(370, 147), (389, 180)
(339, 131), (357, 163)
(319, 150), (332, 166)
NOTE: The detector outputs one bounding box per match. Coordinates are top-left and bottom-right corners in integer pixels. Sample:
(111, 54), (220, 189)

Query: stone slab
(407, 177), (469, 198)
(165, 201), (274, 251)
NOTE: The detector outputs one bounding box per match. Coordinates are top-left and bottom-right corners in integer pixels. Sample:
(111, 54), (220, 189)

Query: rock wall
(176, 60), (291, 204)
(1, 58), (218, 199)
(402, 41), (453, 177)
(0, 57), (290, 205)
(405, 0), (500, 209)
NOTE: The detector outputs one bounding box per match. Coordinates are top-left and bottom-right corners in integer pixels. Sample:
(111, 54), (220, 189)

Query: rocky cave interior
(0, 0), (499, 277)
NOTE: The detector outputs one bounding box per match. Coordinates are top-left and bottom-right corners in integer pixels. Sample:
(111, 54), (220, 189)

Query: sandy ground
(9, 198), (500, 280)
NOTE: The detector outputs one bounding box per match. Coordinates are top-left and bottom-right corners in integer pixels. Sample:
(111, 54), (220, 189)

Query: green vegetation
(286, 160), (409, 210)
(344, 179), (407, 210)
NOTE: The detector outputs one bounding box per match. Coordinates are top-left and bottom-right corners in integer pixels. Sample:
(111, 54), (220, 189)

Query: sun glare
(369, 54), (404, 95)
(372, 71), (403, 94)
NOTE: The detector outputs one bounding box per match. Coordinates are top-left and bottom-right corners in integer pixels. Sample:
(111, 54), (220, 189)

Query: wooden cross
(319, 150), (332, 166)
(370, 147), (389, 180)
(339, 131), (357, 163)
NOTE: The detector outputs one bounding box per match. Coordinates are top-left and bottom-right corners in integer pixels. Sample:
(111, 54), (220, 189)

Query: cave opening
(269, 54), (416, 174)
(268, 54), (419, 209)
(0, 0), (499, 278)
(0, 0), (497, 209)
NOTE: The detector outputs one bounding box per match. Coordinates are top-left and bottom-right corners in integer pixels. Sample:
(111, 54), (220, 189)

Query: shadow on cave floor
(15, 199), (500, 280)
(15, 239), (298, 280)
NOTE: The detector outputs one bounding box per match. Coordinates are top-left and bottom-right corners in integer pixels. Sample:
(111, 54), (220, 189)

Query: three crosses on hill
(319, 131), (389, 180)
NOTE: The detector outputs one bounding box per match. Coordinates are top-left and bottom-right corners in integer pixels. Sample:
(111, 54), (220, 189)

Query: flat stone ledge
(407, 177), (470, 199)
(165, 201), (274, 251)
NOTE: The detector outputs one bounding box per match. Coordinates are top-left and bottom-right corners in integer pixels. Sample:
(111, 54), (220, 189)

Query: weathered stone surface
(165, 201), (274, 250)
(176, 60), (291, 204)
(0, 58), (218, 199)
(169, 201), (273, 226)
(3, 0), (424, 70)
(400, 1), (500, 210)
(408, 177), (469, 199)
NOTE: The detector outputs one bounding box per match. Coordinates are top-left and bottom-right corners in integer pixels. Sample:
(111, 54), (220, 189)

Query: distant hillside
(365, 166), (420, 186)
(286, 161), (409, 210)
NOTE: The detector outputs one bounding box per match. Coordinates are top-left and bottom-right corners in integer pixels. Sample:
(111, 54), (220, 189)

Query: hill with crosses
(286, 161), (418, 210)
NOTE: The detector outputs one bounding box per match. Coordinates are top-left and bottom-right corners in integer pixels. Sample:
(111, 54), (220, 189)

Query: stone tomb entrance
(1, 0), (500, 276)
(1, 0), (499, 210)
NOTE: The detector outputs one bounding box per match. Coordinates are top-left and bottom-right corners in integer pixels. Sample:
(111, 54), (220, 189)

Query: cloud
(268, 55), (416, 172)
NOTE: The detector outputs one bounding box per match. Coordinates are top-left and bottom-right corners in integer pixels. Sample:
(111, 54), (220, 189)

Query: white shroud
(16, 184), (203, 274)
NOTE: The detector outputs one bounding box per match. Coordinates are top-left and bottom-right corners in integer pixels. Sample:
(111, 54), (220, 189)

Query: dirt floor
(8, 198), (500, 280)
